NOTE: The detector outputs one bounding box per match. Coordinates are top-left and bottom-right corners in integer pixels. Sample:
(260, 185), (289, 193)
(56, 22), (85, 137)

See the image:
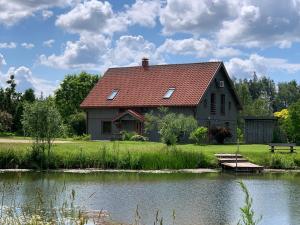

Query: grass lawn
(0, 139), (299, 170)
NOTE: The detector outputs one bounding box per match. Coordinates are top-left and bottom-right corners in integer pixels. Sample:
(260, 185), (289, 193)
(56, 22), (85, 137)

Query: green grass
(0, 139), (299, 170)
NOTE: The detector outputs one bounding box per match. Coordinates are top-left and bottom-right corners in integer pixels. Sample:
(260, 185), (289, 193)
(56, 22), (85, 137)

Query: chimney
(142, 57), (149, 69)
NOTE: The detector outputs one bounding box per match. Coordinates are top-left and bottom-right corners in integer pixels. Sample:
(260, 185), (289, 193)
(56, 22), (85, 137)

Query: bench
(269, 143), (296, 153)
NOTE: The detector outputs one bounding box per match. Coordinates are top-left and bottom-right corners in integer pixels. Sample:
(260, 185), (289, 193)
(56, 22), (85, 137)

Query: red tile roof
(81, 62), (222, 108)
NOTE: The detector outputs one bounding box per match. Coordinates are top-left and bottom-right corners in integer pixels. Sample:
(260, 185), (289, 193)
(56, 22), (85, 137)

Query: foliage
(237, 181), (262, 225)
(0, 111), (13, 132)
(209, 127), (232, 144)
(145, 108), (198, 145)
(73, 133), (91, 141)
(189, 127), (208, 145)
(22, 99), (63, 157)
(287, 100), (300, 144)
(130, 134), (148, 142)
(237, 127), (244, 143)
(120, 131), (137, 141)
(55, 72), (99, 121)
(69, 112), (86, 135)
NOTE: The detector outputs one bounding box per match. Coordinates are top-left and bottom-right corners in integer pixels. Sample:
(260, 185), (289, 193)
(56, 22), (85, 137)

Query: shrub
(73, 133), (91, 141)
(0, 110), (13, 132)
(130, 134), (148, 142)
(189, 127), (208, 145)
(120, 130), (137, 141)
(69, 112), (86, 135)
(210, 127), (232, 144)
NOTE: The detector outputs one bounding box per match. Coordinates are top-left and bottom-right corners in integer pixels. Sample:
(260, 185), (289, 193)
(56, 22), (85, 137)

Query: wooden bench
(269, 143), (296, 153)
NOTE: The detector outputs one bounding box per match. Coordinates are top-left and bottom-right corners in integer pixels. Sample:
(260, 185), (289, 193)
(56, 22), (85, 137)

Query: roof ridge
(108, 61), (222, 70)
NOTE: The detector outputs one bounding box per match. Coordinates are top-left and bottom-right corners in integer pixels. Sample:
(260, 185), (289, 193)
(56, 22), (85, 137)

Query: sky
(1, 0), (300, 95)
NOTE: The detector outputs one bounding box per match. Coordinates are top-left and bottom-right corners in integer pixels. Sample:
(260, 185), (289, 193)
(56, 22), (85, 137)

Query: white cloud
(43, 39), (55, 48)
(107, 35), (163, 67)
(42, 10), (54, 19)
(40, 34), (110, 70)
(55, 0), (128, 35)
(160, 0), (237, 35)
(0, 66), (57, 95)
(0, 42), (17, 49)
(125, 0), (160, 27)
(0, 0), (77, 26)
(21, 43), (35, 49)
(226, 54), (300, 79)
(157, 38), (241, 59)
(40, 34), (163, 72)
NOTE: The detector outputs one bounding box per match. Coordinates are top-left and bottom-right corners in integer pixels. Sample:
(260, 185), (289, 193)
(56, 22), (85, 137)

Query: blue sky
(1, 0), (300, 95)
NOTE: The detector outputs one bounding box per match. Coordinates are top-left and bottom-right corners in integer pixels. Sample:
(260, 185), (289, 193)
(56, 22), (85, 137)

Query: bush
(0, 110), (13, 132)
(73, 133), (91, 141)
(120, 130), (137, 141)
(189, 127), (208, 145)
(130, 134), (148, 142)
(69, 112), (86, 135)
(210, 127), (232, 144)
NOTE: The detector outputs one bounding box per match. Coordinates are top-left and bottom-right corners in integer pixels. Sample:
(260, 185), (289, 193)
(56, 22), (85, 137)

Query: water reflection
(0, 172), (300, 225)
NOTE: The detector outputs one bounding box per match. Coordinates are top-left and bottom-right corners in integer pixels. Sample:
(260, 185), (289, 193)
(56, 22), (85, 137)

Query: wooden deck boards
(215, 153), (264, 173)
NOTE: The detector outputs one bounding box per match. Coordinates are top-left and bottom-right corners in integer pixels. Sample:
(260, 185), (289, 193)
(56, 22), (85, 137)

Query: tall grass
(0, 142), (216, 170)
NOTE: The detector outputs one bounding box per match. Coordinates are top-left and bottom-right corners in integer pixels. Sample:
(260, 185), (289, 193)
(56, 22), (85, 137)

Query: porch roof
(112, 109), (145, 122)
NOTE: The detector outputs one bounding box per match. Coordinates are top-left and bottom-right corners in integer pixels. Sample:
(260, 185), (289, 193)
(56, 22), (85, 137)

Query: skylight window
(107, 89), (118, 100)
(163, 88), (175, 99)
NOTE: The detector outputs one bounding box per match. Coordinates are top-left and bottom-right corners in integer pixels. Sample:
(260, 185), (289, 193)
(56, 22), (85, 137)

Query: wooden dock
(215, 154), (264, 173)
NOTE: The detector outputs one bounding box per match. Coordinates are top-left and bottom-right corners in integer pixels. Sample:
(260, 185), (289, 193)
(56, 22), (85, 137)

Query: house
(80, 59), (242, 142)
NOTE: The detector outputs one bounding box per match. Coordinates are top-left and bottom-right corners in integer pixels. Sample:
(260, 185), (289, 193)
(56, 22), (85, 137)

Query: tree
(55, 72), (99, 120)
(275, 81), (300, 110)
(287, 100), (300, 144)
(22, 99), (63, 160)
(23, 88), (35, 103)
(145, 108), (198, 145)
(0, 111), (13, 132)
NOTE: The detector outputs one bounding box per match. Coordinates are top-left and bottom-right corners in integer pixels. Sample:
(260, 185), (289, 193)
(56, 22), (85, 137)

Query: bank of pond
(0, 141), (299, 170)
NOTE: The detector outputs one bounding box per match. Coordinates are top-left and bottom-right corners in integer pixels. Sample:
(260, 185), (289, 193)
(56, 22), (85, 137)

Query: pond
(1, 171), (300, 225)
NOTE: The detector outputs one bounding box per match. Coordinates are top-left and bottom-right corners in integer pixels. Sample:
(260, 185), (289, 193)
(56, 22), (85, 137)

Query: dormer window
(163, 88), (175, 99)
(107, 89), (118, 100)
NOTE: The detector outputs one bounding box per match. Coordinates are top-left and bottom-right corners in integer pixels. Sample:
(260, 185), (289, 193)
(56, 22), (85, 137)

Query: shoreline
(1, 168), (300, 174)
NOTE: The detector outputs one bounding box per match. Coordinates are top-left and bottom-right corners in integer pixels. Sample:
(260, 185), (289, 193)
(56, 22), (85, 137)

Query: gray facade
(244, 117), (277, 144)
(85, 66), (240, 143)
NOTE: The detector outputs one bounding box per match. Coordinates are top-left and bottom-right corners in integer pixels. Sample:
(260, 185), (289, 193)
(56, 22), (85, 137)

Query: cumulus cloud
(160, 0), (237, 35)
(55, 0), (128, 35)
(21, 43), (35, 49)
(157, 38), (241, 59)
(0, 0), (77, 26)
(0, 42), (17, 49)
(226, 54), (300, 79)
(43, 39), (55, 48)
(40, 34), (163, 71)
(40, 34), (110, 70)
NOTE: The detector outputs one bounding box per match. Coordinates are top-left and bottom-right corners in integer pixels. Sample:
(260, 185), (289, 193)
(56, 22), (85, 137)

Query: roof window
(107, 89), (118, 100)
(163, 88), (175, 99)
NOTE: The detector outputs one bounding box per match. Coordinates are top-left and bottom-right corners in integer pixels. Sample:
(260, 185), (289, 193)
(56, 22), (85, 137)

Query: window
(102, 121), (112, 134)
(221, 94), (225, 115)
(107, 89), (118, 100)
(228, 101), (231, 111)
(210, 93), (216, 115)
(163, 88), (175, 99)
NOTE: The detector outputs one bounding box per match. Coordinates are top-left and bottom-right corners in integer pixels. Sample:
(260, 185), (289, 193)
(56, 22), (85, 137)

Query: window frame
(107, 89), (119, 100)
(163, 88), (175, 99)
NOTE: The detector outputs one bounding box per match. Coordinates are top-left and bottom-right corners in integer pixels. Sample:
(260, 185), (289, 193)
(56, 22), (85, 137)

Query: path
(0, 138), (71, 144)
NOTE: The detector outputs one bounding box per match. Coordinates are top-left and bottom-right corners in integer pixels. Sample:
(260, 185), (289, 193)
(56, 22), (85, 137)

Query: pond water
(1, 171), (300, 225)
